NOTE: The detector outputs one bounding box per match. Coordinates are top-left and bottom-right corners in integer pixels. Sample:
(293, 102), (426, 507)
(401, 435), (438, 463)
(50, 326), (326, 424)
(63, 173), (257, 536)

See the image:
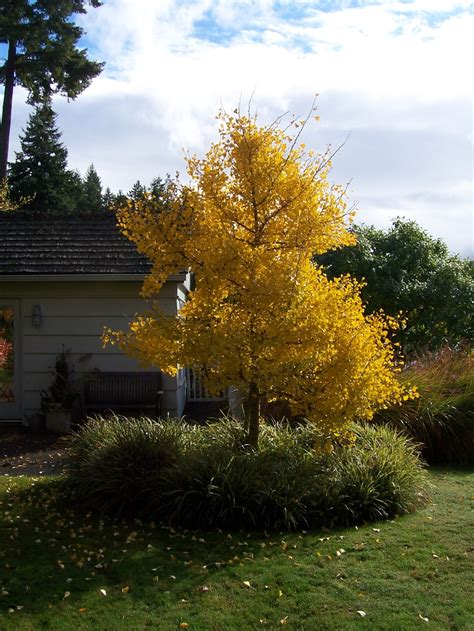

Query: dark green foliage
(328, 424), (429, 524)
(110, 189), (128, 209)
(127, 177), (170, 203)
(128, 180), (147, 201)
(81, 163), (105, 213)
(67, 417), (187, 517)
(149, 176), (168, 199)
(67, 417), (428, 530)
(7, 108), (110, 216)
(0, 0), (103, 101)
(0, 0), (103, 177)
(104, 176), (171, 213)
(8, 102), (79, 214)
(375, 345), (473, 464)
(317, 219), (474, 355)
(125, 178), (171, 203)
(102, 187), (115, 210)
(67, 168), (90, 214)
(40, 348), (78, 411)
(156, 421), (327, 530)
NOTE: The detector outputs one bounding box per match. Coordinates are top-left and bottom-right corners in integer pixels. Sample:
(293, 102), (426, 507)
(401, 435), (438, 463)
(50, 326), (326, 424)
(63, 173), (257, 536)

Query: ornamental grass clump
(375, 345), (473, 464)
(326, 423), (429, 525)
(66, 416), (186, 516)
(155, 420), (328, 531)
(66, 416), (429, 530)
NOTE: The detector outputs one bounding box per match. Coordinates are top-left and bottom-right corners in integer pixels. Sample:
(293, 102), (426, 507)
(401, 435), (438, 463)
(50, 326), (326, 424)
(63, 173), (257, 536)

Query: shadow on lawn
(0, 477), (279, 618)
(1, 471), (473, 629)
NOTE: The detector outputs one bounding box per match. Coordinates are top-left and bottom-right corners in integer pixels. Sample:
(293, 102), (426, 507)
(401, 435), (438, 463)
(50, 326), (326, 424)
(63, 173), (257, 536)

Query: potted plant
(41, 348), (78, 433)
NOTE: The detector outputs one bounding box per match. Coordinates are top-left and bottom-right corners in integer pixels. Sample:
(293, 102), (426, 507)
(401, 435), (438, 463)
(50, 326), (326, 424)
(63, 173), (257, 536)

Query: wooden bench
(80, 371), (163, 419)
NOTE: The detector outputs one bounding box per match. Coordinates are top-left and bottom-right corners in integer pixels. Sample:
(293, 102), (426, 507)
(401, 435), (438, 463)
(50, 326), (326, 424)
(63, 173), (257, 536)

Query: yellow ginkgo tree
(106, 108), (412, 447)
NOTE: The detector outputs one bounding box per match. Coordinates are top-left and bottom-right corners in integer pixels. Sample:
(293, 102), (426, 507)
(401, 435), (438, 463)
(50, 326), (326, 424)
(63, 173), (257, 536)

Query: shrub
(156, 421), (329, 530)
(326, 424), (429, 524)
(66, 416), (429, 530)
(66, 416), (186, 516)
(375, 346), (473, 464)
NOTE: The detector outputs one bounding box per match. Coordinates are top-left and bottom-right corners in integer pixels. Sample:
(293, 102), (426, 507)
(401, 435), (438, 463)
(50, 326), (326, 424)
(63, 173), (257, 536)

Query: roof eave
(0, 273), (188, 283)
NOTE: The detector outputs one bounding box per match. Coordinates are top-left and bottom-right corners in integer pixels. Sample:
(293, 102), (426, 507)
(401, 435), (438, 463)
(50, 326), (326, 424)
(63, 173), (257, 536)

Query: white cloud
(7, 0), (473, 255)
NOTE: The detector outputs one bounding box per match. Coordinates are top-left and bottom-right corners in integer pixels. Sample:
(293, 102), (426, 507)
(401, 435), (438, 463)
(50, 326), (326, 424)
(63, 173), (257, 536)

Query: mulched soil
(0, 427), (69, 477)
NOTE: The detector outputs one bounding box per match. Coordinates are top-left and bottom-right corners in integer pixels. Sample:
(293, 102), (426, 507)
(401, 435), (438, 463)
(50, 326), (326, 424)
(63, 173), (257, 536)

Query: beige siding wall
(0, 280), (185, 423)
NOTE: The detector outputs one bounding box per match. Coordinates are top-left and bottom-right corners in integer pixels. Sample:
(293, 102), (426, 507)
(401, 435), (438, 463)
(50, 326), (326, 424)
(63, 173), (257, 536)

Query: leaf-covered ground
(0, 429), (68, 476)
(0, 469), (472, 630)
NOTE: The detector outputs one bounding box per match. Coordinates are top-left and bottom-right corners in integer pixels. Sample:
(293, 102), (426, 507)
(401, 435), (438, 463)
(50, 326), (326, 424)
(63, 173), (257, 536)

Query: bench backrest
(84, 372), (162, 405)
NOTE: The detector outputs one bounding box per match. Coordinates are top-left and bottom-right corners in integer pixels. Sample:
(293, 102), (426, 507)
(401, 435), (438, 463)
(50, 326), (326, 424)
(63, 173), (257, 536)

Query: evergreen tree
(102, 187), (115, 210)
(0, 0), (103, 178)
(8, 102), (76, 214)
(111, 189), (128, 210)
(149, 176), (169, 199)
(82, 163), (104, 213)
(128, 180), (147, 201)
(68, 169), (86, 213)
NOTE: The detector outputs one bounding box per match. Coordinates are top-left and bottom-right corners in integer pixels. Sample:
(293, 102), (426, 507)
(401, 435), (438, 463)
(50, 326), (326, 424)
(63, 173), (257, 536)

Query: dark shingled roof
(0, 215), (152, 275)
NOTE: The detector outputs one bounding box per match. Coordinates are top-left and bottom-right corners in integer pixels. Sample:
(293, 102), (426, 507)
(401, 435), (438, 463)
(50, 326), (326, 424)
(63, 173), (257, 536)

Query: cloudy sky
(7, 0), (473, 255)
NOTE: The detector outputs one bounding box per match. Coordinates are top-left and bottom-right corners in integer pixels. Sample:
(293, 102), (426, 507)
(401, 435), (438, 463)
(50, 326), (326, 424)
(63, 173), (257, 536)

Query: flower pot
(46, 408), (72, 434)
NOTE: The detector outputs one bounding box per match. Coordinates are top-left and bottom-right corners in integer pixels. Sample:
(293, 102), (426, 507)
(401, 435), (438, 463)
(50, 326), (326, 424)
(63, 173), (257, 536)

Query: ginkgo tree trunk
(105, 108), (413, 448)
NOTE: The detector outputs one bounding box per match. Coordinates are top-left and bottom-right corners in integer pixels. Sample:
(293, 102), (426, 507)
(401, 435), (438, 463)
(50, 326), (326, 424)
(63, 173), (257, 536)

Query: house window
(0, 306), (14, 404)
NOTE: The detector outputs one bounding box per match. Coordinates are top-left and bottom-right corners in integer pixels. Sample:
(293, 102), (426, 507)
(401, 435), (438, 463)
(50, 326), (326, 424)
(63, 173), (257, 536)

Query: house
(0, 214), (191, 425)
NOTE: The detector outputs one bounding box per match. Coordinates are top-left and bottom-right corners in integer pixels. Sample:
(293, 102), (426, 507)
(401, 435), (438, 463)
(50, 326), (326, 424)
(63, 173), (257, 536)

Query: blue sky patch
(193, 10), (239, 45)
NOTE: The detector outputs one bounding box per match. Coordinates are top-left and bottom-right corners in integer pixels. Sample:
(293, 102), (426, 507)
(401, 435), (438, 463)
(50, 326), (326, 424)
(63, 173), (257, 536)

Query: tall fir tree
(8, 101), (76, 214)
(102, 187), (115, 210)
(81, 163), (104, 213)
(149, 176), (169, 199)
(128, 180), (147, 201)
(0, 0), (103, 178)
(68, 169), (86, 213)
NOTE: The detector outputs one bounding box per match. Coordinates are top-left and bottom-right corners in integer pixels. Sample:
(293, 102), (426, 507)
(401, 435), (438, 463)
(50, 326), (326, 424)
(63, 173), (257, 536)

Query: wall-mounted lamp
(32, 304), (42, 328)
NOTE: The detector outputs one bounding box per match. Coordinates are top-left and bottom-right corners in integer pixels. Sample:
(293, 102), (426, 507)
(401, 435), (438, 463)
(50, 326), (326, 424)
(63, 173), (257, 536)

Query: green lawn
(0, 469), (473, 630)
